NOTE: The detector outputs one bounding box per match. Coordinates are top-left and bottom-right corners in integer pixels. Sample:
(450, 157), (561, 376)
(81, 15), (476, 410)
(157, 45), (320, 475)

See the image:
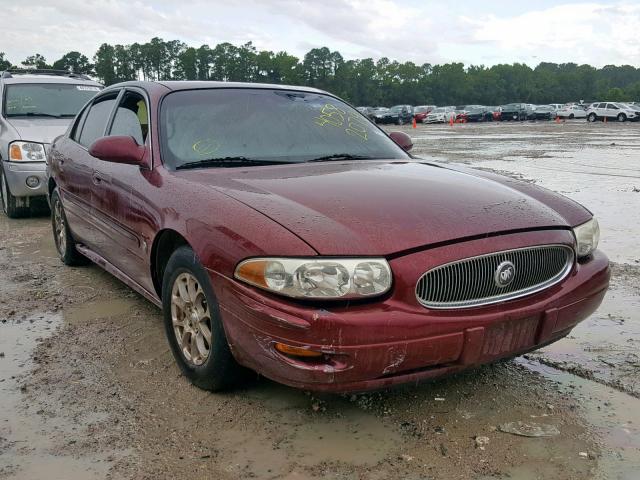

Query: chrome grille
(416, 245), (574, 309)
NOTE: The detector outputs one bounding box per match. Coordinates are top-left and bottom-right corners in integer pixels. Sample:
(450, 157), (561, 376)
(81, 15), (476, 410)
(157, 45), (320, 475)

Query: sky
(1, 0), (639, 68)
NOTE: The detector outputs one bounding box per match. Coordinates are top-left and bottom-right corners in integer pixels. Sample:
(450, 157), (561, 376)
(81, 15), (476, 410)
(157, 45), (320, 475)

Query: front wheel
(617, 113), (627, 122)
(1, 167), (27, 218)
(587, 113), (597, 122)
(162, 246), (239, 391)
(569, 114), (574, 119)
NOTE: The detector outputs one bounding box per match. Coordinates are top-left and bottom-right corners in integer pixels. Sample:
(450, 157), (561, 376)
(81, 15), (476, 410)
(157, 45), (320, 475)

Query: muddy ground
(1, 121), (639, 479)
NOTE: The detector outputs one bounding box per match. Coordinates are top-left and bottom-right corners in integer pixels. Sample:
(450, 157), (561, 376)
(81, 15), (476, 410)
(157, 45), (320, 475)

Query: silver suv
(0, 69), (102, 217)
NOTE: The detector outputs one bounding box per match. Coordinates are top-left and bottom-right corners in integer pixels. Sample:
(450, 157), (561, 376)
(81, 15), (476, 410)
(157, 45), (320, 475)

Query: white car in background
(556, 105), (587, 119)
(424, 106), (456, 124)
(586, 102), (637, 122)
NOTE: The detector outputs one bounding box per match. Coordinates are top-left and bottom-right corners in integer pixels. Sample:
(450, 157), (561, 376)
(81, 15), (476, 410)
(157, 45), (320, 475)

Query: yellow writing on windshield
(192, 138), (221, 156)
(314, 104), (368, 141)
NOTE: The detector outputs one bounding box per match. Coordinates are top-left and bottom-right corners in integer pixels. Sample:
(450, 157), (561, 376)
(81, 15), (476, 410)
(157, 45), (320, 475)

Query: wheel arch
(150, 229), (192, 300)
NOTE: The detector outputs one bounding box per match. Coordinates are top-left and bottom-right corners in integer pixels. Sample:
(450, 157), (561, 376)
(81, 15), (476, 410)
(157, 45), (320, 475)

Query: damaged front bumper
(211, 230), (610, 393)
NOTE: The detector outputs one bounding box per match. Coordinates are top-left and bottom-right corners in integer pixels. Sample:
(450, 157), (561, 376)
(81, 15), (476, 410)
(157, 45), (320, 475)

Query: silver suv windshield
(3, 83), (100, 118)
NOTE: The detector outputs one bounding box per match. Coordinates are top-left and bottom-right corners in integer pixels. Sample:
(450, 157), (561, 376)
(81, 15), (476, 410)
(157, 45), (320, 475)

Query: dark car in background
(500, 103), (531, 121)
(377, 105), (414, 125)
(356, 106), (376, 121)
(532, 105), (556, 120)
(461, 107), (494, 122)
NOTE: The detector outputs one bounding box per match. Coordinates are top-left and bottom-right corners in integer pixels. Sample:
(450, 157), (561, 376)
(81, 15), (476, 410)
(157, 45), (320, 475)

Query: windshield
(3, 83), (101, 117)
(414, 107), (428, 113)
(431, 108), (445, 113)
(160, 89), (409, 169)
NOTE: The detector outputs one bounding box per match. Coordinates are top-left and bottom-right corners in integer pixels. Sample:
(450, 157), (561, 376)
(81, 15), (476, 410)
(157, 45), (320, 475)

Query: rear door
(55, 91), (119, 247)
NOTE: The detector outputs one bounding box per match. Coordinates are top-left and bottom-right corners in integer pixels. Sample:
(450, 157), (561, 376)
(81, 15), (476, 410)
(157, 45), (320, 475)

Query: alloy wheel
(171, 272), (212, 366)
(53, 199), (67, 256)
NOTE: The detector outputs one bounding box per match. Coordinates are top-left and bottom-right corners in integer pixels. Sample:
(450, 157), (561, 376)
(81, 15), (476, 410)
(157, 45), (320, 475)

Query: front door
(91, 90), (155, 292)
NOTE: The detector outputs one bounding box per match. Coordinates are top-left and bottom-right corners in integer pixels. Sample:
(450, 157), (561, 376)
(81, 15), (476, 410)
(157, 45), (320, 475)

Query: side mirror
(89, 136), (147, 166)
(389, 131), (413, 152)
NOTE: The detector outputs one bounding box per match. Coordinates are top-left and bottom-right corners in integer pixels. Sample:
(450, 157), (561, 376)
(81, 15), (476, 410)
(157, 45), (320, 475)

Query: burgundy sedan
(47, 81), (609, 393)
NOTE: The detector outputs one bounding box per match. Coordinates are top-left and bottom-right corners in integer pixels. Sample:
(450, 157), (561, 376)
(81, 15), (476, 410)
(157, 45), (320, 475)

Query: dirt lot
(1, 121), (639, 479)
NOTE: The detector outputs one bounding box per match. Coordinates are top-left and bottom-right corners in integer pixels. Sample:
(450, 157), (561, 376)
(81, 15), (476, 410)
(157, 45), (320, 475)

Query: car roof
(109, 80), (328, 95)
(1, 73), (102, 86)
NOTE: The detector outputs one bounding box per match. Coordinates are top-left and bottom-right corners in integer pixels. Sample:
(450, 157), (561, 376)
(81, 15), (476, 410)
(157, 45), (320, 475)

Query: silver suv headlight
(573, 217), (600, 258)
(235, 258), (392, 299)
(9, 141), (46, 162)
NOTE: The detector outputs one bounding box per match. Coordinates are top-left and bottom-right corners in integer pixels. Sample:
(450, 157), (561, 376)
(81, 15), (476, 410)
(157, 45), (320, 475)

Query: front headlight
(9, 141), (46, 162)
(235, 258), (392, 299)
(573, 217), (600, 258)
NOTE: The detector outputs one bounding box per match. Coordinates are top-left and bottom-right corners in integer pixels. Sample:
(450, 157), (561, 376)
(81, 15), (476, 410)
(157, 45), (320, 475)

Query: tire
(569, 114), (574, 119)
(50, 188), (87, 266)
(617, 113), (626, 122)
(162, 246), (239, 391)
(587, 113), (597, 123)
(0, 167), (27, 218)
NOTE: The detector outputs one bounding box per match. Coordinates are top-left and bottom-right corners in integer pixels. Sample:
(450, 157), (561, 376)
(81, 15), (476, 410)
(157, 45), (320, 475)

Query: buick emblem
(494, 261), (516, 288)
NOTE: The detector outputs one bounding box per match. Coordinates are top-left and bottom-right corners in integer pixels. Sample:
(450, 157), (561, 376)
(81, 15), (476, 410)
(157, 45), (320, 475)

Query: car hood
(180, 161), (591, 256)
(5, 118), (71, 144)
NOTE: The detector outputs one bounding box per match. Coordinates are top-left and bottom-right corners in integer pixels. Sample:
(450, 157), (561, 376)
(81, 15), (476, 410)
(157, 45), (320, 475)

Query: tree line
(1, 38), (640, 106)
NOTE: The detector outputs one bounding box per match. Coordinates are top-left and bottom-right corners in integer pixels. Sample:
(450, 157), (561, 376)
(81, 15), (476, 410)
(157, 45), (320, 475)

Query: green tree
(22, 54), (50, 69)
(0, 52), (12, 70)
(94, 44), (117, 85)
(52, 51), (94, 75)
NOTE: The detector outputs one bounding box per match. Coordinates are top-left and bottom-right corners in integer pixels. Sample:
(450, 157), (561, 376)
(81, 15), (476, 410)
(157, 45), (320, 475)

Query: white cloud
(0, 1), (638, 67)
(461, 3), (640, 66)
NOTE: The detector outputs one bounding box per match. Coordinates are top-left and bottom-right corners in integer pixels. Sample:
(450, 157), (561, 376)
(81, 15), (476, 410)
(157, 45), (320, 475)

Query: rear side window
(109, 91), (148, 145)
(78, 94), (117, 148)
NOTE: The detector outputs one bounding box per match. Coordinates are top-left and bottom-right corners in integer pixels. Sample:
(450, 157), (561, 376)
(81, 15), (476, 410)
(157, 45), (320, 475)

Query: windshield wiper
(175, 156), (290, 170)
(6, 112), (63, 118)
(307, 154), (374, 163)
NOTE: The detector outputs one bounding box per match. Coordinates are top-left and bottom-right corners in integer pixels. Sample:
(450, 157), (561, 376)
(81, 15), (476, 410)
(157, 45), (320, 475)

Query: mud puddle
(0, 312), (117, 479)
(520, 358), (640, 479)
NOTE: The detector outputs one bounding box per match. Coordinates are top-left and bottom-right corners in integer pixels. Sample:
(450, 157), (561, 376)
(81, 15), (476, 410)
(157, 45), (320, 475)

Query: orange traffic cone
(412, 117), (417, 128)
(555, 116), (560, 124)
(449, 116), (454, 127)
(604, 116), (607, 123)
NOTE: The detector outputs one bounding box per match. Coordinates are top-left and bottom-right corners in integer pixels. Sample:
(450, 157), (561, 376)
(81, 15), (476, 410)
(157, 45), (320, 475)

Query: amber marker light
(235, 260), (269, 288)
(274, 342), (323, 358)
(9, 144), (22, 161)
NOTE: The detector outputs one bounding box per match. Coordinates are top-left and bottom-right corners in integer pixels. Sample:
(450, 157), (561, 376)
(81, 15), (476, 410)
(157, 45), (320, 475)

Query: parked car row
(357, 101), (640, 125)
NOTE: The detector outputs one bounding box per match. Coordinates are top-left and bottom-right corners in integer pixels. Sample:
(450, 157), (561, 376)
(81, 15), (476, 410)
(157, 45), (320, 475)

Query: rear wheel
(50, 188), (87, 266)
(162, 246), (240, 391)
(587, 113), (597, 122)
(617, 113), (627, 122)
(0, 167), (27, 218)
(569, 114), (574, 119)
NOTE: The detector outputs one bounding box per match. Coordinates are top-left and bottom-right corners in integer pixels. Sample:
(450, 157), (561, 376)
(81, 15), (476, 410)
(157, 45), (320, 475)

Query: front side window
(3, 83), (100, 118)
(160, 89), (409, 169)
(78, 94), (117, 148)
(109, 91), (148, 145)
(607, 103), (618, 110)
